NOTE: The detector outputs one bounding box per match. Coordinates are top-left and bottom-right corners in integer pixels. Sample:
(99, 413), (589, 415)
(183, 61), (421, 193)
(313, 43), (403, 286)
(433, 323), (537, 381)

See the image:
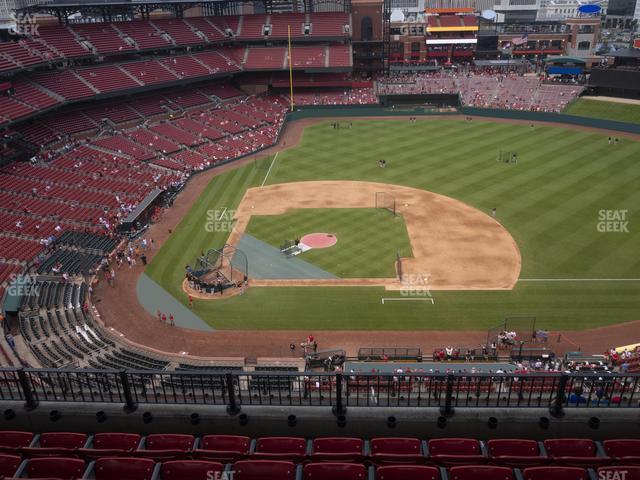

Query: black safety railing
(1, 368), (638, 416)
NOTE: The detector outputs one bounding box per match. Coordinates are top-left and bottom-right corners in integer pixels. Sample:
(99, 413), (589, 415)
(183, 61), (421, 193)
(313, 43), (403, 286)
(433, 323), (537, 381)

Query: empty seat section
(237, 15), (268, 40)
(603, 439), (640, 464)
(193, 435), (251, 462)
(121, 60), (179, 85)
(376, 465), (441, 480)
(72, 23), (134, 54)
(153, 19), (204, 46)
(21, 432), (88, 457)
(487, 439), (549, 467)
(448, 465), (513, 480)
(78, 432), (141, 459)
(234, 460), (297, 480)
(0, 454), (22, 478)
(252, 437), (306, 462)
(135, 433), (195, 460)
(311, 437), (364, 462)
(94, 457), (157, 480)
(162, 460), (224, 480)
(370, 438), (424, 465)
(427, 438), (485, 466)
(115, 20), (172, 50)
(303, 462), (367, 479)
(0, 431), (34, 453)
(77, 65), (139, 93)
(543, 439), (611, 467)
(522, 466), (589, 480)
(25, 457), (86, 479)
(244, 47), (286, 69)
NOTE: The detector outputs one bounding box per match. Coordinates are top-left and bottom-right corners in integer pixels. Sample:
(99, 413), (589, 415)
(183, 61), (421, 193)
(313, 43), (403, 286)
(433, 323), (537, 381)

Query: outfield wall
(286, 105), (640, 134)
(460, 107), (640, 135)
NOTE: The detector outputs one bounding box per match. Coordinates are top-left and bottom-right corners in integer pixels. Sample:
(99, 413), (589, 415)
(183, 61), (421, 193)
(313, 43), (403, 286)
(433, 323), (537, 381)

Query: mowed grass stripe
(245, 208), (412, 278)
(563, 98), (640, 124)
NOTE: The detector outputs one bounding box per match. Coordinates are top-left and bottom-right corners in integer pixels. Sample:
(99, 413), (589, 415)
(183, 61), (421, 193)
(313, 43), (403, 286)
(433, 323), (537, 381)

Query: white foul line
(216, 207), (227, 221)
(381, 297), (434, 304)
(260, 152), (278, 187)
(518, 278), (640, 282)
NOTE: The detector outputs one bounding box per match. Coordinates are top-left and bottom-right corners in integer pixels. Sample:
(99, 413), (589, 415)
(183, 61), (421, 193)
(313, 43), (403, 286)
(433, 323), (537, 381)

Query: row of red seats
(0, 46), (344, 127)
(0, 13), (350, 74)
(1, 456), (639, 480)
(2, 432), (639, 467)
(0, 236), (44, 262)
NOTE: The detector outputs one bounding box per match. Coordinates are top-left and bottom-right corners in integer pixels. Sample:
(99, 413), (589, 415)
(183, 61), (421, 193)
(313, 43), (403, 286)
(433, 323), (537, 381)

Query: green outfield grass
(245, 208), (412, 278)
(146, 119), (640, 330)
(564, 98), (640, 124)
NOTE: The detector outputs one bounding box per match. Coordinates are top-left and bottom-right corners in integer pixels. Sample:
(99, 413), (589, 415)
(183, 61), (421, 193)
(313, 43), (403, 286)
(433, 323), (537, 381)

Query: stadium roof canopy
(606, 48), (640, 59)
(474, 59), (529, 67)
(17, 0), (340, 17)
(543, 56), (586, 64)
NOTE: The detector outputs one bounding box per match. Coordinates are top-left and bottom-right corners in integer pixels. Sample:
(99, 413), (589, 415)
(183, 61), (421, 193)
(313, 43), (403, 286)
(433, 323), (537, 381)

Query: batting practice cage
(375, 191), (397, 216)
(196, 244), (249, 283)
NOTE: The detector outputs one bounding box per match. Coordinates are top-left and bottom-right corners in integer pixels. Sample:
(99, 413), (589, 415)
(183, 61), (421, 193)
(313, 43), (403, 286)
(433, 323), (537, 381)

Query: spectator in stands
(568, 386), (587, 404)
(445, 346), (454, 359)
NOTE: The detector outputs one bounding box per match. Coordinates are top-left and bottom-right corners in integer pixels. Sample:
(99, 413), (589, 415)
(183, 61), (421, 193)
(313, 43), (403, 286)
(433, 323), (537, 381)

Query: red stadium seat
(234, 460), (297, 480)
(303, 462), (366, 479)
(311, 437), (364, 462)
(192, 435), (251, 462)
(449, 465), (514, 480)
(543, 439), (611, 467)
(522, 466), (589, 480)
(487, 439), (549, 468)
(448, 465), (514, 480)
(427, 438), (486, 467)
(0, 454), (22, 478)
(376, 465), (441, 480)
(162, 460), (224, 480)
(26, 457), (85, 479)
(370, 438), (424, 465)
(21, 432), (88, 458)
(135, 434), (195, 461)
(598, 466), (640, 480)
(78, 433), (141, 460)
(252, 437), (306, 462)
(94, 457), (156, 480)
(0, 431), (34, 453)
(603, 440), (640, 464)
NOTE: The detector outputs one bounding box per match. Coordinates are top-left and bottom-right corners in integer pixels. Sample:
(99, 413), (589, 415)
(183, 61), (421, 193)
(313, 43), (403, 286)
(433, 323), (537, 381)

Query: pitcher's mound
(301, 233), (337, 249)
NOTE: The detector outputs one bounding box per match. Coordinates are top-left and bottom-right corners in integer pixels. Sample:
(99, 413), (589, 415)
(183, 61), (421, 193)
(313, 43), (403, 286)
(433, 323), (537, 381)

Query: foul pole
(288, 24), (294, 112)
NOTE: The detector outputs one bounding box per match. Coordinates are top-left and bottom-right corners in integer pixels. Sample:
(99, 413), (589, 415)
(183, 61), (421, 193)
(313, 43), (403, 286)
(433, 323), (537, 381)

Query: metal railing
(1, 368), (638, 416)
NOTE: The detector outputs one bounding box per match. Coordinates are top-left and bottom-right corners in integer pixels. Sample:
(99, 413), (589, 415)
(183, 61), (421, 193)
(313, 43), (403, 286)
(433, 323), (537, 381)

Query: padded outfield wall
(284, 104), (640, 134)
